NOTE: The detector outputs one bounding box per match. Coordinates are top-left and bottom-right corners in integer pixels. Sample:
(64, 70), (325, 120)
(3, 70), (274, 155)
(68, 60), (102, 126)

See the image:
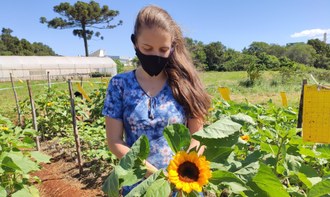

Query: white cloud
(291, 28), (330, 38)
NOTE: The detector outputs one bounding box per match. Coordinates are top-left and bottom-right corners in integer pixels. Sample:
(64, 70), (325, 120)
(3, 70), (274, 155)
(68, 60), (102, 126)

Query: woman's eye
(160, 48), (169, 53)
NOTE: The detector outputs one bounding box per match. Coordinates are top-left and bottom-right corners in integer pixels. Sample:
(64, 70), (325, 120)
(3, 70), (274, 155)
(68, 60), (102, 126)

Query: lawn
(0, 70), (305, 122)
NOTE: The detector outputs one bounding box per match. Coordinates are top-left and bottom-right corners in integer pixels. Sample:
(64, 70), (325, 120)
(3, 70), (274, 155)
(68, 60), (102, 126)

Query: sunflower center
(177, 161), (199, 182)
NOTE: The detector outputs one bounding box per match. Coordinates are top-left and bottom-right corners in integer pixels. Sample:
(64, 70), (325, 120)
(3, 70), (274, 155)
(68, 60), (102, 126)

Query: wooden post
(297, 79), (307, 129)
(47, 71), (51, 91)
(10, 73), (22, 126)
(27, 80), (41, 151)
(80, 75), (83, 88)
(68, 79), (83, 174)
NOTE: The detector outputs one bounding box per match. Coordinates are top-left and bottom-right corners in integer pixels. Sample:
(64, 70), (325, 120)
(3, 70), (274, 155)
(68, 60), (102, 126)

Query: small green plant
(0, 115), (51, 196)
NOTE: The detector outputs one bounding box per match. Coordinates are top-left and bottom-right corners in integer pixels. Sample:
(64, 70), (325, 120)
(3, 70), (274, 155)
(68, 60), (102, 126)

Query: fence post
(297, 79), (307, 129)
(10, 73), (22, 126)
(68, 79), (83, 174)
(47, 71), (51, 91)
(27, 80), (41, 151)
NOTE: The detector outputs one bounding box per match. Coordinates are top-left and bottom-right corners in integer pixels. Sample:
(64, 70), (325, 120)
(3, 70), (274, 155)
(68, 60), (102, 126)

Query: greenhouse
(0, 56), (117, 81)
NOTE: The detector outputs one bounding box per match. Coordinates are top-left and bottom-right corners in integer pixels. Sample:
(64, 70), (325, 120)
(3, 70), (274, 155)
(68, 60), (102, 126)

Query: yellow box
(303, 85), (330, 143)
(218, 87), (231, 101)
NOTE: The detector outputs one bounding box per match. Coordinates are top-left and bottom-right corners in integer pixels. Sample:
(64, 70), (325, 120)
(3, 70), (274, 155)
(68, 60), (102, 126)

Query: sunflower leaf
(145, 178), (171, 197)
(251, 162), (290, 197)
(126, 170), (164, 197)
(192, 118), (241, 147)
(308, 179), (330, 197)
(163, 124), (191, 153)
(102, 135), (149, 196)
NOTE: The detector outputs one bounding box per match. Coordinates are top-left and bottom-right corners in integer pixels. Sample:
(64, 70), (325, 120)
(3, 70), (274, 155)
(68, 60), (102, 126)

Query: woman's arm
(187, 118), (205, 155)
(105, 117), (158, 177)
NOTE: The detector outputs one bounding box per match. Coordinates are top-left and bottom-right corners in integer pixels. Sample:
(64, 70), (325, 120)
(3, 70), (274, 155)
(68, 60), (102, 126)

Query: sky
(1, 0), (330, 58)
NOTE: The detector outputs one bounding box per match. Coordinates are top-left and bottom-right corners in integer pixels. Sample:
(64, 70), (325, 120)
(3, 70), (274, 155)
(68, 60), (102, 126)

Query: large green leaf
(119, 135), (149, 169)
(145, 178), (171, 197)
(126, 170), (164, 197)
(230, 113), (256, 126)
(11, 187), (33, 197)
(234, 161), (260, 183)
(192, 118), (241, 147)
(5, 151), (39, 174)
(163, 124), (191, 153)
(252, 162), (289, 197)
(203, 146), (232, 163)
(308, 179), (330, 197)
(210, 170), (248, 193)
(0, 186), (7, 197)
(316, 144), (330, 159)
(30, 151), (51, 163)
(102, 135), (149, 195)
(102, 169), (119, 197)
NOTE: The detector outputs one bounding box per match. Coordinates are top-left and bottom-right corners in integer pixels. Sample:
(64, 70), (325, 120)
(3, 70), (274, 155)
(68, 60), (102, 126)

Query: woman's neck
(136, 66), (167, 81)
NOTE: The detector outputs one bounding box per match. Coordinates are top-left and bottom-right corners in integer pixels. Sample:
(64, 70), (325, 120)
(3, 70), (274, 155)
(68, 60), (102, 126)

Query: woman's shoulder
(111, 70), (135, 80)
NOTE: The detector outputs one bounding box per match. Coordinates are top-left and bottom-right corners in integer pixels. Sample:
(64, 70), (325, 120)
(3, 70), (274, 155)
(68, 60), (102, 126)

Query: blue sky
(1, 0), (329, 58)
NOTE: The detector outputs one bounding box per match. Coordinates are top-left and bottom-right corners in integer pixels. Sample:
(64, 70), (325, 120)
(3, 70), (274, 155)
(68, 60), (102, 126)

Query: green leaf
(230, 113), (256, 126)
(203, 146), (232, 163)
(0, 186), (7, 197)
(30, 151), (52, 163)
(102, 135), (150, 195)
(192, 118), (241, 147)
(102, 169), (120, 197)
(234, 161), (260, 183)
(163, 124), (191, 153)
(284, 154), (303, 172)
(296, 172), (312, 189)
(316, 144), (330, 159)
(210, 170), (248, 193)
(308, 179), (330, 197)
(119, 135), (149, 169)
(11, 187), (33, 197)
(126, 170), (164, 197)
(5, 151), (39, 173)
(260, 142), (278, 155)
(252, 162), (289, 197)
(145, 178), (171, 197)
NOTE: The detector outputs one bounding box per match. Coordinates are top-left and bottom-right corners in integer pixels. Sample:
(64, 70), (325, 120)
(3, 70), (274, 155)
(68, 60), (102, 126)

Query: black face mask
(135, 48), (170, 77)
(131, 34), (171, 77)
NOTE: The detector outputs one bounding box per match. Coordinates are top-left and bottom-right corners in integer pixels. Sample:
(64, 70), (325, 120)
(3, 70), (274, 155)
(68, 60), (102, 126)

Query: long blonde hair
(133, 5), (211, 121)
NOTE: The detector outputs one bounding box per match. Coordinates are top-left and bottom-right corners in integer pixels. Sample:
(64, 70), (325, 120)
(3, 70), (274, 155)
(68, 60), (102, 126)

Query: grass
(0, 69), (308, 122)
(200, 70), (304, 107)
(0, 77), (108, 122)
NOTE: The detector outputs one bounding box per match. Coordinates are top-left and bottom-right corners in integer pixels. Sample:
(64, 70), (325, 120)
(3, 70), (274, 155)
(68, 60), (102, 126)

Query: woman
(102, 5), (211, 195)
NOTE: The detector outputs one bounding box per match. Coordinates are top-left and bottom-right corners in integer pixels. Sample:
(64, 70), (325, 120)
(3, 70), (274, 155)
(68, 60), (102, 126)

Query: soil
(31, 140), (109, 197)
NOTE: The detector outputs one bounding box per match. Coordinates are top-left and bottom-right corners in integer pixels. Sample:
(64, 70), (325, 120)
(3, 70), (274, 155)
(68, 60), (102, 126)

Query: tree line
(0, 28), (56, 56)
(185, 38), (330, 72)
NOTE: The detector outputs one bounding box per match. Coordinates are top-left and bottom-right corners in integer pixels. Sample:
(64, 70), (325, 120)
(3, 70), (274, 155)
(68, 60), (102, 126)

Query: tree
(0, 27), (56, 56)
(285, 43), (316, 66)
(307, 39), (330, 56)
(40, 1), (122, 56)
(204, 42), (226, 71)
(244, 41), (270, 55)
(185, 37), (207, 70)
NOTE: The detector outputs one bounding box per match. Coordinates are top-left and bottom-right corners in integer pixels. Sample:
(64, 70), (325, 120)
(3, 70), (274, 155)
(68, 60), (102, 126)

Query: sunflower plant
(102, 118), (244, 196)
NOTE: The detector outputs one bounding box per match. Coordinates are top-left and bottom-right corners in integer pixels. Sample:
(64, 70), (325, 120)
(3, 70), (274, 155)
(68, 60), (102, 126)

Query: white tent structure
(0, 56), (117, 81)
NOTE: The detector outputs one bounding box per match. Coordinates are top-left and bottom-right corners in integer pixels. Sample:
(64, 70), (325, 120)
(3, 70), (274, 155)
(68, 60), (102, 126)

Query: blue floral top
(102, 70), (187, 170)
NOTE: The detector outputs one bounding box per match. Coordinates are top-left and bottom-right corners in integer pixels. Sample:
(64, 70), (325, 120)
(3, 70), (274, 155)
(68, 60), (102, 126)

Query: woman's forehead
(137, 27), (172, 47)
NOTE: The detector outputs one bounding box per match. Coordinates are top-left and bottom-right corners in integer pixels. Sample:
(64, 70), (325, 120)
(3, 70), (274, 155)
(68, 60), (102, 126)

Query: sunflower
(167, 151), (212, 193)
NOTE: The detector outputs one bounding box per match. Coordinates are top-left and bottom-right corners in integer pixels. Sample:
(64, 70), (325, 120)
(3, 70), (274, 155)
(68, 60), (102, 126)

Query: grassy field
(0, 69), (305, 122)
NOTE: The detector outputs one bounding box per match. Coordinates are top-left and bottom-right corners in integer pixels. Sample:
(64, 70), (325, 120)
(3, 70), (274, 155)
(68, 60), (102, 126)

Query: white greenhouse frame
(0, 56), (117, 81)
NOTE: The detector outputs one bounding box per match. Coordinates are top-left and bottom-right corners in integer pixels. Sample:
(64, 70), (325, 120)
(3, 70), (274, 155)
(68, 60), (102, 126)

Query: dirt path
(32, 141), (107, 197)
(33, 160), (104, 197)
